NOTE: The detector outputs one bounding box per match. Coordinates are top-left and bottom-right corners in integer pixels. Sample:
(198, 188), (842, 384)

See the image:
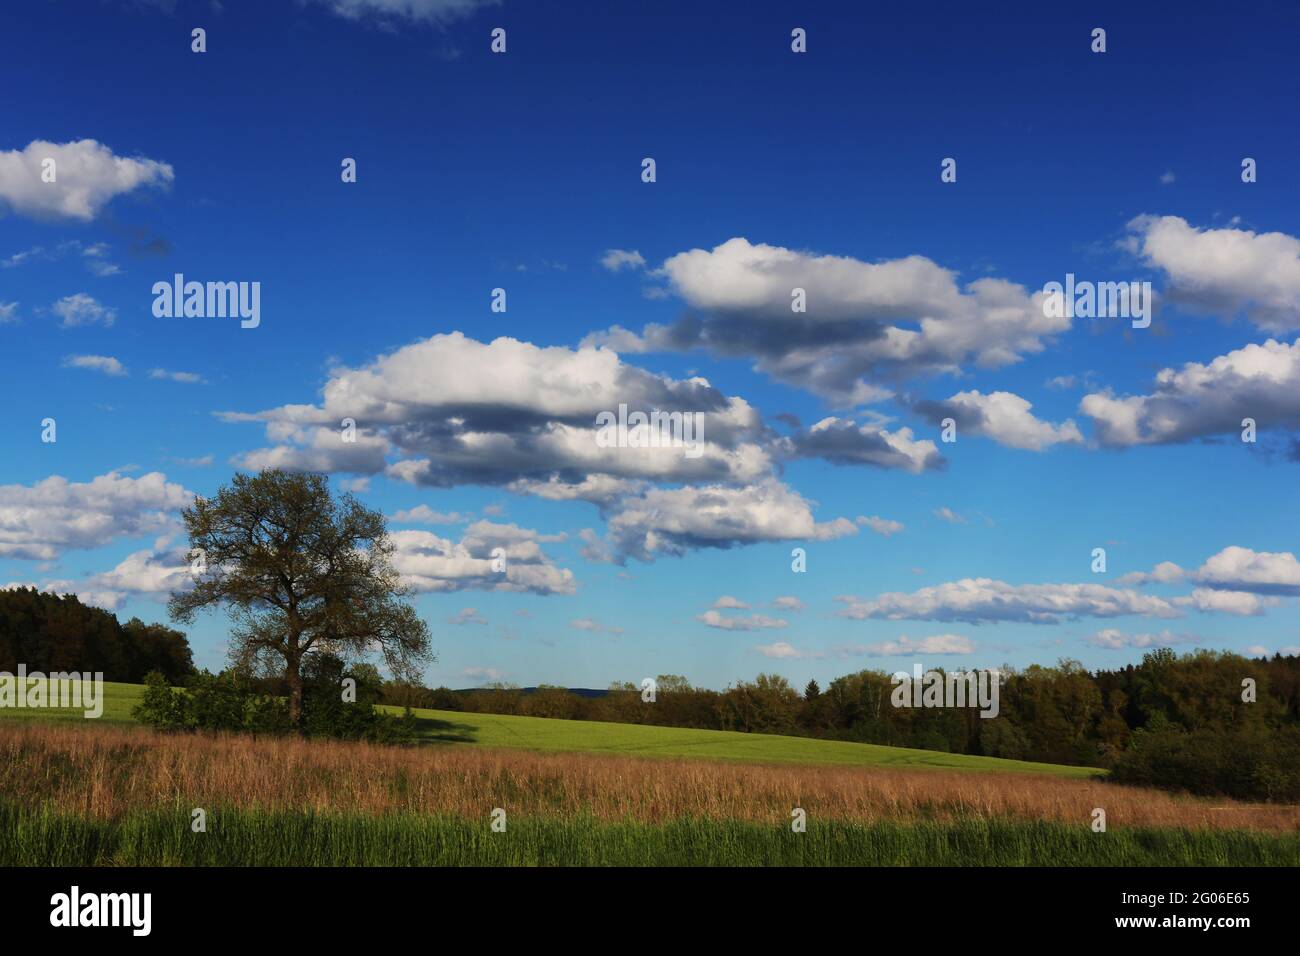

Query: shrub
(301, 654), (415, 743)
(133, 671), (187, 730)
(133, 656), (414, 744)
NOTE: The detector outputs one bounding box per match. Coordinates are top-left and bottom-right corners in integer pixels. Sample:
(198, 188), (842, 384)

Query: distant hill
(455, 686), (610, 698)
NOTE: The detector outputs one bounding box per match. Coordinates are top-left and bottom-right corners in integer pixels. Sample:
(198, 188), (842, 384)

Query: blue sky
(2, 0), (1300, 689)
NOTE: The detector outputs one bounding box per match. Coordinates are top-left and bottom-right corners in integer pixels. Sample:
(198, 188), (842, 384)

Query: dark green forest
(0, 587), (194, 683)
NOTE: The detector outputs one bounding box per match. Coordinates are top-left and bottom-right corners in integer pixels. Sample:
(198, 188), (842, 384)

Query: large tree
(168, 470), (432, 730)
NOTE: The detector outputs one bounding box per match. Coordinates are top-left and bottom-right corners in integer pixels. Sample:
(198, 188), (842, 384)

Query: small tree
(168, 470), (432, 731)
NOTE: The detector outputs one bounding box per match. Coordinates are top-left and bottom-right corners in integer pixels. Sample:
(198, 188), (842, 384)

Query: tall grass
(2, 722), (1296, 832)
(4, 804), (1298, 866)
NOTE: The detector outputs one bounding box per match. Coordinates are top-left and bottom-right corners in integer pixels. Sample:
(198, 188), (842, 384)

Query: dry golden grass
(2, 722), (1296, 832)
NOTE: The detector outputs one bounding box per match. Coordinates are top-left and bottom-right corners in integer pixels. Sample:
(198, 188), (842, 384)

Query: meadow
(1, 678), (1101, 776)
(3, 683), (1297, 866)
(0, 721), (1297, 865)
(0, 679), (145, 723)
(8, 807), (1299, 867)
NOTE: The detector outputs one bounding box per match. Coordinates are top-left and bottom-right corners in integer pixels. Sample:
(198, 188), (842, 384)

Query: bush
(133, 669), (289, 734)
(301, 655), (416, 743)
(1110, 723), (1300, 801)
(133, 671), (188, 731)
(133, 656), (415, 744)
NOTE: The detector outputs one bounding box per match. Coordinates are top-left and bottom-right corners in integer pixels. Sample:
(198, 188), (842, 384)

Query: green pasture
(0, 678), (1102, 777)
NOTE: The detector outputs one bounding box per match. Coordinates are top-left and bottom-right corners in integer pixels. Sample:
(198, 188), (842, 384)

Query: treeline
(384, 650), (1300, 801)
(0, 587), (195, 683)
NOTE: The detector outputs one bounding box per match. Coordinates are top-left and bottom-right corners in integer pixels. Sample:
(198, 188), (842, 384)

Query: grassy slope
(393, 705), (1102, 776)
(0, 679), (144, 723)
(0, 679), (1102, 777)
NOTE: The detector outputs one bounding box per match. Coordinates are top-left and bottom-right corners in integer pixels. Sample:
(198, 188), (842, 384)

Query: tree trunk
(287, 659), (304, 734)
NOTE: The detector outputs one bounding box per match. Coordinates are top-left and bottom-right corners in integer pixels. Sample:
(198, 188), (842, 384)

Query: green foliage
(1110, 723), (1300, 801)
(717, 673), (802, 734)
(132, 671), (188, 731)
(189, 670), (271, 732)
(119, 617), (196, 684)
(301, 654), (415, 743)
(425, 686), (463, 710)
(0, 587), (195, 683)
(133, 669), (288, 733)
(979, 718), (1031, 761)
(519, 685), (583, 720)
(132, 655), (414, 743)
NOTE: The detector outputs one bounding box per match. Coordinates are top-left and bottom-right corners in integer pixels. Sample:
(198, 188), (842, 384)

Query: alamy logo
(595, 404), (704, 459)
(50, 886), (151, 936)
(891, 664), (1000, 718)
(0, 665), (103, 718)
(1042, 273), (1151, 328)
(152, 273), (260, 328)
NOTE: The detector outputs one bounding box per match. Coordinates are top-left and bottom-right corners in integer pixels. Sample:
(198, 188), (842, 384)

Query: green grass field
(0, 679), (145, 723)
(10, 681), (1300, 868)
(4, 804), (1293, 866)
(0, 678), (1102, 777)
(392, 706), (1103, 775)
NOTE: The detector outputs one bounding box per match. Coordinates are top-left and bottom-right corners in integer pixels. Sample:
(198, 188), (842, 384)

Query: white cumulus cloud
(697, 610), (788, 631)
(0, 139), (173, 221)
(0, 471), (192, 561)
(1125, 215), (1300, 332)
